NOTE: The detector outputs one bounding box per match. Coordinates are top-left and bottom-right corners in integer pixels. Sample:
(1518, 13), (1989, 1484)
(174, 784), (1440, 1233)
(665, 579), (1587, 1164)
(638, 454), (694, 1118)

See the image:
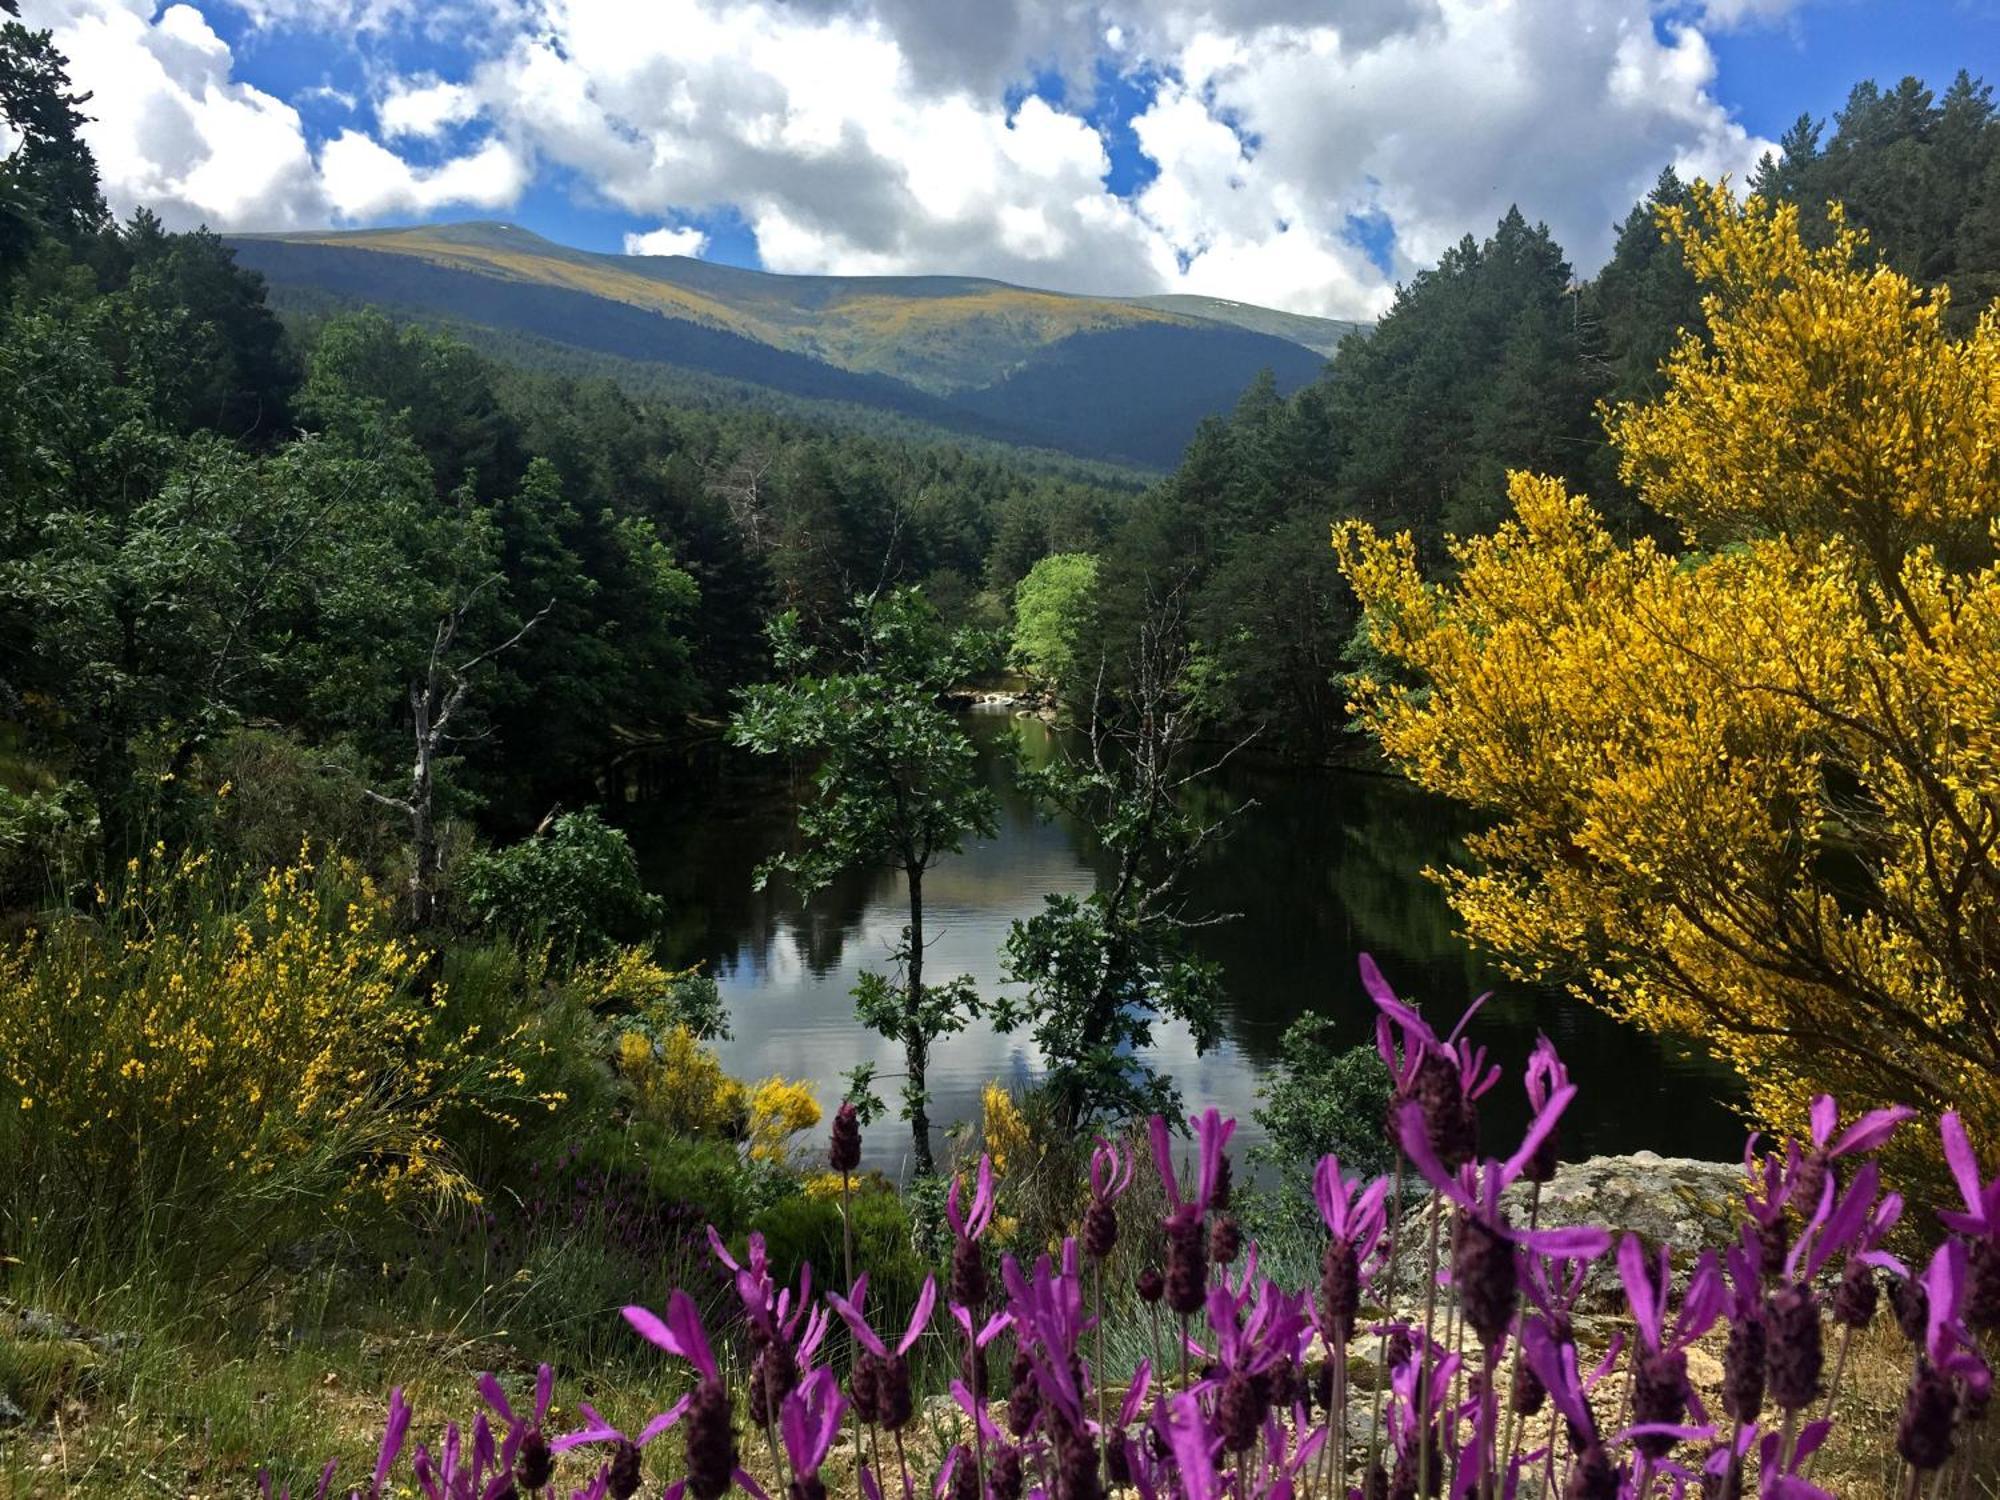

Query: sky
(14, 0), (1997, 319)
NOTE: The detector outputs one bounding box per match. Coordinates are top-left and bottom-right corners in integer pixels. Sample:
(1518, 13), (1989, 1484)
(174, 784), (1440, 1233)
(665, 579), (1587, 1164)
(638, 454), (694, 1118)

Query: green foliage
(995, 603), (1232, 1126)
(1011, 552), (1100, 697)
(457, 809), (663, 960)
(1249, 1020), (1394, 1236)
(747, 1184), (926, 1313)
(730, 587), (1000, 1172)
(0, 781), (95, 910)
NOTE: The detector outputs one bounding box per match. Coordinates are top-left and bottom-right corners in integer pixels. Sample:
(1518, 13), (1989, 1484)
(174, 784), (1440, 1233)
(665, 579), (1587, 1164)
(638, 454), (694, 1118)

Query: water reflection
(627, 712), (1743, 1175)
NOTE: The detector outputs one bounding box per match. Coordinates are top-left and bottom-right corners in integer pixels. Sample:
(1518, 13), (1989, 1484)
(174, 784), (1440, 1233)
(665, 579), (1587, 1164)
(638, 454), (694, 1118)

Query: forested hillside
(228, 223), (1345, 467)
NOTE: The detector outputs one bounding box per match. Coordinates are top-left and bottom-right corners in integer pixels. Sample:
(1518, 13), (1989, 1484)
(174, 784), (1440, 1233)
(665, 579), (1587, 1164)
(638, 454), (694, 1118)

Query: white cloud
(623, 224), (709, 256)
(20, 0), (537, 230)
(27, 0), (1779, 315)
(319, 131), (526, 218)
(377, 76), (480, 138)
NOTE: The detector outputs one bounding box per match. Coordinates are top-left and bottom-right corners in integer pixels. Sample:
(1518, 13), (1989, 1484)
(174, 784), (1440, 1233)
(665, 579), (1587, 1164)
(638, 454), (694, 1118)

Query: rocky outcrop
(1389, 1151), (1744, 1312)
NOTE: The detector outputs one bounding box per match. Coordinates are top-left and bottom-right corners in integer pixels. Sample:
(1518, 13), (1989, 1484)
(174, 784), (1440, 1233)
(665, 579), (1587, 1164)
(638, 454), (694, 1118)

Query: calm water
(628, 711), (1743, 1175)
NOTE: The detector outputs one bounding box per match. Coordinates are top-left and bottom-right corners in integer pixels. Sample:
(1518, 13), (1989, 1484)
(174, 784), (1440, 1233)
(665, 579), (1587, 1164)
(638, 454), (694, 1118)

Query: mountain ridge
(228, 221), (1364, 467)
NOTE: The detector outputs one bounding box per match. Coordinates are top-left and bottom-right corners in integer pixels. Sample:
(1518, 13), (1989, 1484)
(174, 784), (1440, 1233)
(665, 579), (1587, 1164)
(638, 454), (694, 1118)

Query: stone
(1390, 1152), (1744, 1312)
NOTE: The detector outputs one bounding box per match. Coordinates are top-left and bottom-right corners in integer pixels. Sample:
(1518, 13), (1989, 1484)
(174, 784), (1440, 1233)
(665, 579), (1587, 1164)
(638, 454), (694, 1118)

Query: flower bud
(1891, 1275), (1929, 1343)
(1164, 1207), (1207, 1316)
(1897, 1358), (1957, 1471)
(517, 1430), (555, 1493)
(1454, 1214), (1518, 1348)
(1083, 1201), (1118, 1261)
(1209, 1215), (1242, 1266)
(1832, 1261), (1878, 1329)
(1630, 1349), (1688, 1459)
(1764, 1283), (1823, 1413)
(1721, 1313), (1766, 1424)
(606, 1439), (642, 1500)
(684, 1377), (738, 1500)
(952, 1236), (989, 1309)
(1135, 1266), (1164, 1305)
(829, 1102), (862, 1174)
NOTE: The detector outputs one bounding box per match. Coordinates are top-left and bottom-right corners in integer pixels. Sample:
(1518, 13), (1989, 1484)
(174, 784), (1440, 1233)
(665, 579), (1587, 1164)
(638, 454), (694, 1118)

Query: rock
(0, 1392), (24, 1429)
(1391, 1152), (1744, 1312)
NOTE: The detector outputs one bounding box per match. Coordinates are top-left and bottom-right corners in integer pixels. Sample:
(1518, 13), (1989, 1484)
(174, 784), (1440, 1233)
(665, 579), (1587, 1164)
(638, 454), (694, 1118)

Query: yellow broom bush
(0, 846), (553, 1259)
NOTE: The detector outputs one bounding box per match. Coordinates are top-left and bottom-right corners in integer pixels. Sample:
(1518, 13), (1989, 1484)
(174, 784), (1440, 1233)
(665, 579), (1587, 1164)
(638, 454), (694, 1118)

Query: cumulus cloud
(623, 224), (709, 256)
(319, 131), (526, 218)
(27, 0), (1778, 314)
(377, 75), (480, 138)
(20, 0), (541, 230)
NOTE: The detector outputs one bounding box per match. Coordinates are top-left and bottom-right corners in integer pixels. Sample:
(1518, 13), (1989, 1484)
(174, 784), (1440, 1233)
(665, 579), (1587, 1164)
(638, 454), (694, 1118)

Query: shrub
(1250, 1017), (1394, 1236)
(747, 1182), (926, 1315)
(457, 809), (662, 961)
(586, 947), (730, 1039)
(0, 780), (95, 911)
(0, 848), (556, 1269)
(622, 1023), (746, 1138)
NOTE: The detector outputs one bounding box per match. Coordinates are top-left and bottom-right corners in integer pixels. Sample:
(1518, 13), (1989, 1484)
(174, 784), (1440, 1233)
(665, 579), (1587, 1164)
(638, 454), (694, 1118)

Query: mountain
(226, 222), (1364, 467)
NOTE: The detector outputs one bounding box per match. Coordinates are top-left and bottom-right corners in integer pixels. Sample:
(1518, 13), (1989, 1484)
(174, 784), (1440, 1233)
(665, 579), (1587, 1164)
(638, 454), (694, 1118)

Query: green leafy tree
(459, 808), (663, 960)
(1249, 1020), (1393, 1235)
(728, 587), (999, 1173)
(1010, 551), (1099, 699)
(995, 583), (1236, 1127)
(0, 16), (106, 264)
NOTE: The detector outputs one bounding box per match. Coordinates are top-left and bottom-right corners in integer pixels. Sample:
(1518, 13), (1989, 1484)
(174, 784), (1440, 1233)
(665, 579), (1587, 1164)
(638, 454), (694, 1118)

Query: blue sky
(17, 0), (1998, 316)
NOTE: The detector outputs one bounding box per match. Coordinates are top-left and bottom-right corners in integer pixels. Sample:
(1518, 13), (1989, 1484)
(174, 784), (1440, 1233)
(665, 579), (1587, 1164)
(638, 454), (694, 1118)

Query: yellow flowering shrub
(628, 1025), (746, 1137)
(1336, 183), (2000, 1179)
(981, 1080), (1030, 1176)
(0, 849), (551, 1255)
(745, 1078), (821, 1162)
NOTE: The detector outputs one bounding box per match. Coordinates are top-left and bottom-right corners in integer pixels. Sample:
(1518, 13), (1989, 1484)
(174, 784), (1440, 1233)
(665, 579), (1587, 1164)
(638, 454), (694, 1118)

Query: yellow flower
(981, 1081), (1028, 1178)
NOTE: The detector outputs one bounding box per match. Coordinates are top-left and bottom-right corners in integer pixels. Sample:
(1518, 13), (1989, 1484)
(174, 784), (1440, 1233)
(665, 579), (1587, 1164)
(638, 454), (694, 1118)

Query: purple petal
(898, 1274), (938, 1354)
(1808, 1095), (1838, 1148)
(1830, 1105), (1914, 1159)
(1148, 1114), (1182, 1211)
(1616, 1235), (1660, 1351)
(1514, 1224), (1610, 1260)
(633, 1397), (692, 1448)
(1939, 1112), (1989, 1221)
(475, 1374), (514, 1427)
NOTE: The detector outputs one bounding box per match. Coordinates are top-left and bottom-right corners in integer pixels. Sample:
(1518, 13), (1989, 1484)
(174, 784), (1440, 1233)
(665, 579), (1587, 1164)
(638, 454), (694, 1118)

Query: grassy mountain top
(239, 221), (1363, 395)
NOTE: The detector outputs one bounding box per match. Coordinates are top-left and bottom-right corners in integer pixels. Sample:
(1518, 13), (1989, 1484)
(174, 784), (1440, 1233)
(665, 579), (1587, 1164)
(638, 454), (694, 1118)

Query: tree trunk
(905, 862), (934, 1175)
(407, 680), (439, 928)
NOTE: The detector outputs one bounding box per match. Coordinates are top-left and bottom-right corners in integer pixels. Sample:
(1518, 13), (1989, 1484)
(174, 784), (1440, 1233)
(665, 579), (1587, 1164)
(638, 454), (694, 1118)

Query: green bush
(1249, 1017), (1394, 1238)
(747, 1184), (925, 1314)
(458, 809), (662, 961)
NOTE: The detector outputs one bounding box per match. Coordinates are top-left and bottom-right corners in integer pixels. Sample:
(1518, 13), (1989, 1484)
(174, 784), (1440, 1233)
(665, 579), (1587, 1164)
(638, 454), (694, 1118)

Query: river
(627, 709), (1744, 1176)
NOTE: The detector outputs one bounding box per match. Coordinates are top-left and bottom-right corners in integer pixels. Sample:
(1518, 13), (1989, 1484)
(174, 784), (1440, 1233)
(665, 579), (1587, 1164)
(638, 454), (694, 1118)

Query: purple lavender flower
(621, 1291), (755, 1500)
(1311, 1155), (1389, 1348)
(1940, 1111), (2000, 1333)
(1522, 1035), (1570, 1183)
(827, 1272), (938, 1432)
(478, 1366), (555, 1492)
(1791, 1093), (1914, 1216)
(947, 1155), (998, 1306)
(1084, 1138), (1135, 1261)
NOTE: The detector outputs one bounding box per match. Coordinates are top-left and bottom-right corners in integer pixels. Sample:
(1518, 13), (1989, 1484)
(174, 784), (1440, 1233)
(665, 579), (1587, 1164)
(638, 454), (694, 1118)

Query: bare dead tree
(364, 581), (552, 928)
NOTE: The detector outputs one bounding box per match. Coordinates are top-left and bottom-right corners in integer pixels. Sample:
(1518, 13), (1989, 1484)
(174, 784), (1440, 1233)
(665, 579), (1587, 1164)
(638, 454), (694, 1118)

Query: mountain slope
(228, 222), (1357, 467)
